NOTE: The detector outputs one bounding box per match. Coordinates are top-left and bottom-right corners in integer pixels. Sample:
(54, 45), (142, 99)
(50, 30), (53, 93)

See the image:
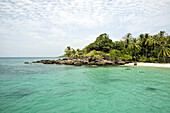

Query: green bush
(119, 54), (132, 61)
(109, 49), (122, 60)
(86, 50), (104, 58)
(139, 56), (147, 62)
(149, 57), (155, 63)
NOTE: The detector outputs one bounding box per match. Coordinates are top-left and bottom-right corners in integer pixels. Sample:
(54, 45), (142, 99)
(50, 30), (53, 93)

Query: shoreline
(124, 63), (170, 68)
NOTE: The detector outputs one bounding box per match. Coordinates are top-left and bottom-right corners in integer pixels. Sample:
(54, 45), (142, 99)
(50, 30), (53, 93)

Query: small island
(33, 31), (170, 66)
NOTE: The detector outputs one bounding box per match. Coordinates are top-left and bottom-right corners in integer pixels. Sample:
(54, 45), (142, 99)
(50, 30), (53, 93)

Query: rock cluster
(33, 56), (127, 66)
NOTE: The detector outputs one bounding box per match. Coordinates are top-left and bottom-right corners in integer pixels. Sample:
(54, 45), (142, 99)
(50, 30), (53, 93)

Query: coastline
(124, 63), (170, 68)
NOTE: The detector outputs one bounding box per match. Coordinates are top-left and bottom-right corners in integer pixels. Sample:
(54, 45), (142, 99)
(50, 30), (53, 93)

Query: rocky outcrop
(32, 56), (127, 66)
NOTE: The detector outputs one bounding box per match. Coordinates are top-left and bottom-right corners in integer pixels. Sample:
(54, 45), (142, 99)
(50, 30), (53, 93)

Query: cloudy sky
(0, 0), (170, 57)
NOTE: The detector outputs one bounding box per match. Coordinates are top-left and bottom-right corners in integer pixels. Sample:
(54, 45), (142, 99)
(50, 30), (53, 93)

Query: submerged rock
(146, 87), (157, 91)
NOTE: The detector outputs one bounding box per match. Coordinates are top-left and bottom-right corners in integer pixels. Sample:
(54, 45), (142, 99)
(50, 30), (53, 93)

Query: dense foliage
(64, 31), (170, 63)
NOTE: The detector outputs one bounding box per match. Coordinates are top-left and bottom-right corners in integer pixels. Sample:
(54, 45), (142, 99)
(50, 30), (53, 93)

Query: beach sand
(124, 63), (170, 68)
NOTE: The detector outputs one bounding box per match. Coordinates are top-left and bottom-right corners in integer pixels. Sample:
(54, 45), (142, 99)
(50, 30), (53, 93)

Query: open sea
(0, 57), (170, 113)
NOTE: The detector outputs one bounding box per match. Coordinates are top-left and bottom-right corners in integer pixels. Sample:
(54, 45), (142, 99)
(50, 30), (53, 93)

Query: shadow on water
(108, 78), (122, 82)
(4, 89), (35, 99)
(125, 68), (131, 70)
(95, 78), (122, 84)
(58, 81), (73, 86)
(146, 87), (157, 91)
(139, 71), (145, 73)
(55, 88), (87, 97)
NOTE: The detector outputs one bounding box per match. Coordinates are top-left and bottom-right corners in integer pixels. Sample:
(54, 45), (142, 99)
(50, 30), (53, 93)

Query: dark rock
(134, 62), (137, 65)
(24, 62), (29, 64)
(32, 56), (128, 66)
(88, 57), (93, 62)
(62, 58), (68, 60)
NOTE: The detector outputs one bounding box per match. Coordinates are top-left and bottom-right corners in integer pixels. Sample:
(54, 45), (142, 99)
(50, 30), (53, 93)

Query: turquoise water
(0, 57), (170, 113)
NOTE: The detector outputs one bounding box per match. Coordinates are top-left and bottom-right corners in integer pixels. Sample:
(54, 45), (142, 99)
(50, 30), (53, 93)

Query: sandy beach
(124, 63), (170, 68)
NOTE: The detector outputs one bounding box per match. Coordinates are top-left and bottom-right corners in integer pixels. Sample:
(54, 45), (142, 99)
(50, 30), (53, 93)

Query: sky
(0, 0), (170, 57)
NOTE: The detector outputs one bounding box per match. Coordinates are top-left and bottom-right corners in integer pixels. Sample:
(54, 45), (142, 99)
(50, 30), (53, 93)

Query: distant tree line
(64, 31), (170, 63)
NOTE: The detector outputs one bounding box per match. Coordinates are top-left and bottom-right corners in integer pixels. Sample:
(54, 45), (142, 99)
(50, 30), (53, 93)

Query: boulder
(100, 54), (111, 61)
(105, 61), (114, 65)
(62, 58), (68, 60)
(124, 60), (131, 63)
(117, 60), (126, 65)
(32, 56), (127, 66)
(88, 57), (93, 62)
(65, 60), (74, 65)
(96, 61), (105, 66)
(74, 62), (82, 66)
(134, 62), (137, 65)
(88, 61), (96, 65)
(94, 57), (103, 62)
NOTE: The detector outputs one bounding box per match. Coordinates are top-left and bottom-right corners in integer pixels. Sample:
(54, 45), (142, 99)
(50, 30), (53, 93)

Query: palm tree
(139, 34), (145, 56)
(151, 35), (159, 57)
(144, 33), (149, 57)
(130, 38), (141, 65)
(157, 32), (170, 63)
(145, 35), (154, 57)
(123, 33), (132, 48)
(64, 46), (72, 57)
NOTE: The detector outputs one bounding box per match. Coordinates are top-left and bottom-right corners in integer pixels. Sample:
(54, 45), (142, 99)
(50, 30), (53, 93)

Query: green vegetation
(64, 31), (170, 63)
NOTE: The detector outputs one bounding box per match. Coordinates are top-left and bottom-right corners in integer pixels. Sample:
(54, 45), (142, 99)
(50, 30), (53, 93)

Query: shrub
(119, 54), (132, 61)
(86, 50), (104, 58)
(139, 56), (147, 62)
(109, 49), (122, 60)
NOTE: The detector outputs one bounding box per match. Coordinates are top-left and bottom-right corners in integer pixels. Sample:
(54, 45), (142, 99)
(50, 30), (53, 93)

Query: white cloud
(0, 0), (170, 56)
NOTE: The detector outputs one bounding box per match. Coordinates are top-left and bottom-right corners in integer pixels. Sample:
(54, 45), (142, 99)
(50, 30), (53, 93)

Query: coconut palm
(130, 38), (141, 65)
(123, 33), (132, 48)
(157, 32), (170, 62)
(144, 33), (149, 57)
(139, 34), (145, 56)
(64, 46), (72, 57)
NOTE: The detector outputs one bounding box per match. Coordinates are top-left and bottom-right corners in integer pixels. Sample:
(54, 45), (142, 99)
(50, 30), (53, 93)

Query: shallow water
(0, 57), (170, 113)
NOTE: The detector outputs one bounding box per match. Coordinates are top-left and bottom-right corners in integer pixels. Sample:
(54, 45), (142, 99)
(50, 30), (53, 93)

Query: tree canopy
(64, 31), (170, 63)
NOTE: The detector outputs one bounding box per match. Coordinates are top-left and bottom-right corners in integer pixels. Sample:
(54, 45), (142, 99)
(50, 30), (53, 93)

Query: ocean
(0, 57), (170, 113)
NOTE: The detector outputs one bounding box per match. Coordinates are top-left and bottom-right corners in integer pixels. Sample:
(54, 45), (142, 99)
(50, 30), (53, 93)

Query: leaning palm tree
(129, 38), (141, 65)
(157, 32), (170, 63)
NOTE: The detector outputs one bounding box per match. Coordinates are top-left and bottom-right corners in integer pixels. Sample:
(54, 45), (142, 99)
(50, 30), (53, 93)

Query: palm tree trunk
(134, 47), (137, 65)
(145, 48), (147, 58)
(164, 57), (166, 63)
(151, 48), (152, 57)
